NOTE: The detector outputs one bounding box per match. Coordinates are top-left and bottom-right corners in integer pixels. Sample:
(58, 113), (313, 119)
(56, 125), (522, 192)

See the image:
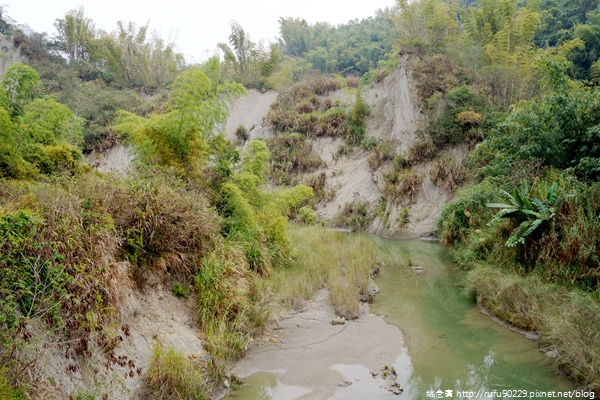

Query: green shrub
(0, 210), (70, 334)
(362, 135), (378, 151)
(398, 207), (410, 227)
(194, 243), (253, 359)
(0, 367), (23, 400)
(438, 179), (502, 247)
(297, 206), (317, 225)
(172, 283), (188, 298)
(348, 92), (370, 143)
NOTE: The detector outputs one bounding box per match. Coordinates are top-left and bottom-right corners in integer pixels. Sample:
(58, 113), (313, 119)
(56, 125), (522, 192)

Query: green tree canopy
(2, 63), (40, 118)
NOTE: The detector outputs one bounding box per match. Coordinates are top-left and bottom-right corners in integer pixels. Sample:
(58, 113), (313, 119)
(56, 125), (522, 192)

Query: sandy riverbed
(220, 290), (409, 399)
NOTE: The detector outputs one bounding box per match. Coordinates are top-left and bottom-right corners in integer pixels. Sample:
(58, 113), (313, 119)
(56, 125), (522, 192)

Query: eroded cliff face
(0, 33), (26, 76)
(223, 57), (466, 238)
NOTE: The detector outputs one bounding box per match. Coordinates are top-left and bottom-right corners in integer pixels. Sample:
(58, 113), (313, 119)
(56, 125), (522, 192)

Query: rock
(410, 266), (424, 274)
(388, 381), (403, 395)
(419, 232), (439, 241)
(370, 265), (381, 278)
(331, 317), (346, 325)
(359, 279), (380, 303)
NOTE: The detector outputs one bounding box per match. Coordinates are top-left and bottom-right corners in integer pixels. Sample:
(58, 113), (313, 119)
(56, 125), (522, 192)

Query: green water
(226, 238), (575, 399)
(372, 238), (574, 398)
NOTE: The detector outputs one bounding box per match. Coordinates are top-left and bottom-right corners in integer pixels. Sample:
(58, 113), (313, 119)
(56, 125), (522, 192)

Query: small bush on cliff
(368, 139), (396, 168)
(430, 156), (467, 192)
(334, 200), (374, 232)
(266, 133), (323, 185)
(383, 168), (422, 202)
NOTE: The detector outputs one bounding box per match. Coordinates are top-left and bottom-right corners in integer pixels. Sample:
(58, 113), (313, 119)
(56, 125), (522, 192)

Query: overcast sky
(2, 0), (397, 63)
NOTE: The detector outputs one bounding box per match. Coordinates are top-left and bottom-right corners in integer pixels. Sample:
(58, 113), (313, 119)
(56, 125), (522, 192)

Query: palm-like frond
(487, 179), (565, 248)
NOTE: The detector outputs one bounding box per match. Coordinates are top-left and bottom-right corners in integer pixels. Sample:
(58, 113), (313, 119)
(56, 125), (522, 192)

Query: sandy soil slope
(37, 275), (205, 399)
(224, 89), (278, 142)
(307, 58), (466, 238)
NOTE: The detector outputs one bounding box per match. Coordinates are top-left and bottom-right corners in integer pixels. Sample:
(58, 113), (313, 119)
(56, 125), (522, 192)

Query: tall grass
(142, 342), (210, 400)
(268, 225), (379, 319)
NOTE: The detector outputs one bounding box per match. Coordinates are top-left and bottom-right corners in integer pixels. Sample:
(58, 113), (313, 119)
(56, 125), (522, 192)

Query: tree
(572, 7), (600, 79)
(231, 21), (253, 79)
(396, 0), (460, 54)
(20, 97), (84, 146)
(466, 0), (542, 106)
(115, 68), (245, 174)
(92, 20), (183, 88)
(278, 18), (312, 57)
(1, 63), (40, 118)
(54, 6), (95, 62)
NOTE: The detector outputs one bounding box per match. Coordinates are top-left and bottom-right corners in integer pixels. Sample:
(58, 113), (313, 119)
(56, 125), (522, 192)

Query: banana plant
(486, 179), (565, 247)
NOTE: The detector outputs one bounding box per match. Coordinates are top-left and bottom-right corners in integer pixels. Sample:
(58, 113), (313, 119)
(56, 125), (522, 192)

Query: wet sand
(222, 290), (408, 399)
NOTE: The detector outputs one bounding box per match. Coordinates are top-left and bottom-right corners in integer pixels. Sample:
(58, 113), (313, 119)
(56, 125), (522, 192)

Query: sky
(2, 0), (397, 63)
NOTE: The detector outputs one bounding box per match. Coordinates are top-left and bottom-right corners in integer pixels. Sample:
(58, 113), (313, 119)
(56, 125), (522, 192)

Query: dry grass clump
(412, 54), (460, 106)
(0, 176), (140, 397)
(345, 75), (360, 88)
(368, 139), (397, 169)
(333, 200), (374, 232)
(311, 75), (341, 95)
(110, 172), (220, 281)
(234, 124), (249, 143)
(300, 172), (327, 204)
(405, 136), (437, 165)
(429, 156), (467, 192)
(266, 133), (324, 186)
(544, 294), (600, 391)
(383, 168), (422, 202)
(267, 80), (350, 138)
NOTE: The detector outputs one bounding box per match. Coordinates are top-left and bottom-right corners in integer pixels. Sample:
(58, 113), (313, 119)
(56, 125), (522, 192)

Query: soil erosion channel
(225, 238), (573, 399)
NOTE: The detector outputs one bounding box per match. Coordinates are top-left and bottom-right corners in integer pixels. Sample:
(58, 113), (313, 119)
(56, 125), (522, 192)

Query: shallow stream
(371, 238), (573, 398)
(226, 238), (574, 399)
